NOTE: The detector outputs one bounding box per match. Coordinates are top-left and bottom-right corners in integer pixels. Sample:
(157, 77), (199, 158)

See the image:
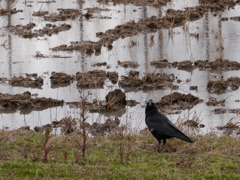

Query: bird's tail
(175, 132), (194, 143)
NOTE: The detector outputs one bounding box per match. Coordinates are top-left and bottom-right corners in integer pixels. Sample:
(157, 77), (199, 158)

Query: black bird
(145, 101), (194, 152)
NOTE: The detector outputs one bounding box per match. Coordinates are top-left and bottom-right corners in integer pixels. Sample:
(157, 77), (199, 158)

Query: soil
(43, 9), (81, 22)
(97, 0), (171, 7)
(206, 97), (225, 106)
(0, 8), (22, 15)
(119, 72), (175, 90)
(76, 70), (107, 88)
(151, 59), (240, 71)
(118, 61), (139, 68)
(155, 92), (203, 112)
(9, 74), (43, 88)
(207, 76), (240, 94)
(212, 108), (240, 114)
(7, 23), (71, 38)
(0, 91), (63, 113)
(50, 72), (74, 87)
(107, 72), (119, 84)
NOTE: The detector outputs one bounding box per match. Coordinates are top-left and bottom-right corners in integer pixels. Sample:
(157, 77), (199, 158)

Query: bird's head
(145, 100), (157, 113)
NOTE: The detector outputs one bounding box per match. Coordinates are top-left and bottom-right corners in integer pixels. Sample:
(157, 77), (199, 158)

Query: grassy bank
(0, 130), (239, 179)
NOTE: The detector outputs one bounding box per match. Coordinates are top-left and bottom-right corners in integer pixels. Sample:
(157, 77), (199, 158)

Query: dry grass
(0, 128), (239, 179)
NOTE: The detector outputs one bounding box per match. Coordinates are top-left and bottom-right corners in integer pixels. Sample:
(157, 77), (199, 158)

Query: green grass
(0, 130), (239, 179)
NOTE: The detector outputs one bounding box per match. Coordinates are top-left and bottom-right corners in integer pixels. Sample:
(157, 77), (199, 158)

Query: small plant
(76, 89), (91, 161)
(42, 126), (52, 162)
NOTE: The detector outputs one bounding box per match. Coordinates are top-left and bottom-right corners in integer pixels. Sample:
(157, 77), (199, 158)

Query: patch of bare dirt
(33, 11), (48, 16)
(177, 60), (195, 71)
(195, 59), (240, 70)
(76, 70), (106, 88)
(0, 91), (63, 113)
(151, 59), (240, 71)
(206, 97), (225, 106)
(119, 72), (174, 90)
(199, 0), (237, 11)
(207, 77), (240, 94)
(155, 92), (203, 112)
(107, 72), (119, 84)
(118, 61), (139, 68)
(43, 9), (81, 22)
(9, 74), (43, 88)
(190, 86), (198, 91)
(97, 0), (171, 7)
(50, 72), (74, 87)
(150, 59), (171, 68)
(0, 8), (22, 15)
(50, 41), (102, 56)
(92, 62), (107, 67)
(7, 23), (71, 38)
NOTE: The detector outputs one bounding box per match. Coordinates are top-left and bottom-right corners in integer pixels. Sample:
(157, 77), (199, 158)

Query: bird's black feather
(145, 102), (194, 151)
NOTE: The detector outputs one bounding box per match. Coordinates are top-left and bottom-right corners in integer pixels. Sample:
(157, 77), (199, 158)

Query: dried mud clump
(119, 72), (174, 90)
(195, 59), (240, 70)
(51, 41), (102, 56)
(50, 72), (74, 86)
(207, 80), (228, 94)
(76, 70), (106, 88)
(206, 97), (225, 106)
(92, 62), (107, 67)
(141, 73), (174, 89)
(227, 77), (240, 90)
(89, 117), (120, 136)
(150, 59), (171, 68)
(88, 89), (127, 113)
(119, 74), (142, 87)
(8, 23), (71, 38)
(33, 11), (48, 16)
(9, 75), (43, 88)
(97, 0), (171, 7)
(0, 91), (63, 112)
(44, 9), (81, 22)
(118, 61), (139, 68)
(213, 108), (240, 114)
(207, 77), (240, 93)
(199, 0), (237, 11)
(177, 60), (195, 71)
(105, 89), (127, 110)
(190, 86), (198, 91)
(156, 92), (203, 111)
(0, 8), (22, 15)
(107, 72), (118, 84)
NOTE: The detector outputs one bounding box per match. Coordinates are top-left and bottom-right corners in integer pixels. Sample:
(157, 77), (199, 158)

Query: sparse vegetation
(0, 129), (239, 179)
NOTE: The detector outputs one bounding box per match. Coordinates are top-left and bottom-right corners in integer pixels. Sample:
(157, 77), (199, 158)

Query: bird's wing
(147, 113), (193, 143)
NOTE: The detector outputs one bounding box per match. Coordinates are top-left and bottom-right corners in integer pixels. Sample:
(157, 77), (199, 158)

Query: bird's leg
(163, 139), (166, 146)
(157, 140), (161, 153)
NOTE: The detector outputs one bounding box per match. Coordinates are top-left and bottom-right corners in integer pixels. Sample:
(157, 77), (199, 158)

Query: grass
(0, 130), (239, 179)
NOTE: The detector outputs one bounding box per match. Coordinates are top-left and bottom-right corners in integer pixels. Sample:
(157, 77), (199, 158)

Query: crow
(145, 101), (194, 152)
